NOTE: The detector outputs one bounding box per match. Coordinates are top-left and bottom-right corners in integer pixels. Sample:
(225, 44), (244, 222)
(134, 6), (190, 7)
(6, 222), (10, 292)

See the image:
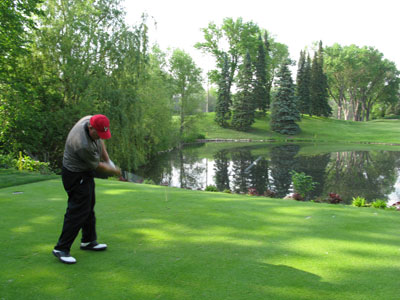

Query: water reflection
(134, 143), (400, 204)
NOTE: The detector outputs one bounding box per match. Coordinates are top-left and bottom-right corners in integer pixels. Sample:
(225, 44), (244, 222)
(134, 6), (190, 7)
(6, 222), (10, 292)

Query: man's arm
(100, 140), (110, 162)
(96, 140), (121, 176)
(96, 161), (121, 176)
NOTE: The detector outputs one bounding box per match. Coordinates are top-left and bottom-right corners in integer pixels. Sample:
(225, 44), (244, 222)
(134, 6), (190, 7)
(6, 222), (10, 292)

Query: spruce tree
(263, 32), (271, 110)
(296, 50), (311, 115)
(270, 60), (300, 135)
(310, 41), (332, 117)
(232, 51), (255, 131)
(254, 34), (268, 113)
(215, 54), (231, 127)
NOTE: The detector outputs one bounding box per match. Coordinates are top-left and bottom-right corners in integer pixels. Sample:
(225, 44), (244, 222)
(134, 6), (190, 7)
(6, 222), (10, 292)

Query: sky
(124, 0), (400, 78)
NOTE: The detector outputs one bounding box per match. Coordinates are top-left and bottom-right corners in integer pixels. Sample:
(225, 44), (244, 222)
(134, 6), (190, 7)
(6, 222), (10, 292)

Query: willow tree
(0, 0), (175, 170)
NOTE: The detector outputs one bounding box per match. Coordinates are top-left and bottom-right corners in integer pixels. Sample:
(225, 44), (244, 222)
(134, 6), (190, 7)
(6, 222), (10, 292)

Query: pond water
(131, 143), (400, 205)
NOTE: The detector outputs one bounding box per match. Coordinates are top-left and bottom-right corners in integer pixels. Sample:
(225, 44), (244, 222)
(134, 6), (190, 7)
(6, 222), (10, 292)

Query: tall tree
(195, 18), (260, 92)
(169, 49), (204, 141)
(0, 1), (175, 171)
(232, 51), (255, 131)
(254, 34), (268, 113)
(296, 50), (311, 115)
(263, 32), (272, 110)
(310, 41), (332, 117)
(215, 54), (231, 127)
(325, 43), (399, 121)
(0, 0), (43, 81)
(270, 60), (300, 135)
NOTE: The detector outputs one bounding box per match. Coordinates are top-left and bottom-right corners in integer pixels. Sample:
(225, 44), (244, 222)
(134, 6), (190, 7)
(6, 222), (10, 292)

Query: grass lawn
(1, 179), (400, 299)
(196, 113), (400, 145)
(0, 169), (59, 189)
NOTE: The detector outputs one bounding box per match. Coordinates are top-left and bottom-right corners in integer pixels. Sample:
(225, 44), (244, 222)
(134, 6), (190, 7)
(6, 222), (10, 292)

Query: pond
(129, 143), (400, 205)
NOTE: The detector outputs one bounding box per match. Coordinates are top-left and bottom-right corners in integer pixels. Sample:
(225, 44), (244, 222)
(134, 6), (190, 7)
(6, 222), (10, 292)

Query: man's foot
(52, 249), (76, 264)
(80, 241), (107, 251)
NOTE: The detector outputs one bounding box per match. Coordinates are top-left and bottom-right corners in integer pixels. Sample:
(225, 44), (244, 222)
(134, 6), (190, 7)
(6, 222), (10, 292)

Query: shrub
(290, 170), (318, 199)
(0, 153), (16, 169)
(17, 152), (52, 174)
(223, 189), (231, 194)
(371, 199), (387, 209)
(327, 193), (343, 204)
(143, 179), (155, 185)
(352, 196), (367, 207)
(291, 193), (303, 201)
(205, 185), (218, 192)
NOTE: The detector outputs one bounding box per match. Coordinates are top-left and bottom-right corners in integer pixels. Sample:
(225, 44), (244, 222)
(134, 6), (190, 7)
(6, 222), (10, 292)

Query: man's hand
(96, 161), (121, 177)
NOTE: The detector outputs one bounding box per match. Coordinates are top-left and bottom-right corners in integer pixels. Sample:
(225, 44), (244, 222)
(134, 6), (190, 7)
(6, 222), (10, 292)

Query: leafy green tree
(232, 51), (255, 131)
(196, 17), (260, 91)
(270, 60), (300, 135)
(254, 34), (268, 113)
(0, 1), (175, 171)
(325, 43), (399, 121)
(310, 41), (332, 117)
(0, 0), (43, 81)
(296, 50), (311, 115)
(169, 49), (204, 141)
(215, 54), (231, 127)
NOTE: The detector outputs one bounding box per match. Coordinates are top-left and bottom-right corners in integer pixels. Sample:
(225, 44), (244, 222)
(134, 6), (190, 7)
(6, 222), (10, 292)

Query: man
(53, 114), (121, 264)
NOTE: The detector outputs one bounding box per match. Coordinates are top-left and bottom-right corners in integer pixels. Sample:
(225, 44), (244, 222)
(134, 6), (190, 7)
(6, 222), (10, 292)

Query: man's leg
(81, 179), (97, 243)
(55, 170), (93, 253)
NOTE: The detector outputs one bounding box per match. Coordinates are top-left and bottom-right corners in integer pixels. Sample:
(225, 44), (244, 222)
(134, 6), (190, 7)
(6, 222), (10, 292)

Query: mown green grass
(0, 169), (58, 189)
(197, 113), (400, 145)
(1, 179), (400, 300)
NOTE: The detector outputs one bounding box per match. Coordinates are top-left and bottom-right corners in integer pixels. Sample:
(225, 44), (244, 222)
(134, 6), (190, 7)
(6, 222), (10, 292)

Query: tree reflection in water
(135, 144), (400, 204)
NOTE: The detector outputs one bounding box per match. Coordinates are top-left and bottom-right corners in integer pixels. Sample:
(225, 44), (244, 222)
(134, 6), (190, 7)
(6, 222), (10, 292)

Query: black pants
(55, 167), (97, 252)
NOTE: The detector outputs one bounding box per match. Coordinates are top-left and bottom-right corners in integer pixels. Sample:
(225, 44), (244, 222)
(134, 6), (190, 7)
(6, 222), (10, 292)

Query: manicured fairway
(1, 179), (400, 299)
(197, 113), (400, 145)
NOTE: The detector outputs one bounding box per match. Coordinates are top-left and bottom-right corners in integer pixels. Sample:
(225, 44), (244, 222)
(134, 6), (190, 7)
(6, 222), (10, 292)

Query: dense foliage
(270, 61), (300, 135)
(324, 43), (399, 121)
(231, 51), (255, 131)
(1, 2), (400, 171)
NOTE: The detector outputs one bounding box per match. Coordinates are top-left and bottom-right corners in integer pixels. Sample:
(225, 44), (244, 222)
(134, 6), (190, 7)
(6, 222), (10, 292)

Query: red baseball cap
(90, 114), (111, 139)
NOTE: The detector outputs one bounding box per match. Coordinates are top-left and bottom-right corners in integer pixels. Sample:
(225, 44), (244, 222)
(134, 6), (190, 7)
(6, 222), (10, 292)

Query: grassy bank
(0, 169), (58, 189)
(196, 113), (400, 145)
(1, 179), (400, 300)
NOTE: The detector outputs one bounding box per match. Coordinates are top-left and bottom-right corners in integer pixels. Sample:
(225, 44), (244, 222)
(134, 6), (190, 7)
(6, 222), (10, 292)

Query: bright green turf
(197, 113), (400, 145)
(1, 179), (399, 299)
(0, 169), (58, 189)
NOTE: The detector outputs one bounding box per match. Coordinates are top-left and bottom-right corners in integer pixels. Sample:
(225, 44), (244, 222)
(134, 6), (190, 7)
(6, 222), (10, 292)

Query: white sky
(124, 0), (400, 78)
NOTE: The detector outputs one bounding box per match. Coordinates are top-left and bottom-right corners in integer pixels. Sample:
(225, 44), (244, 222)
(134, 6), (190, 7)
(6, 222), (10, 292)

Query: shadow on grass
(0, 179), (399, 299)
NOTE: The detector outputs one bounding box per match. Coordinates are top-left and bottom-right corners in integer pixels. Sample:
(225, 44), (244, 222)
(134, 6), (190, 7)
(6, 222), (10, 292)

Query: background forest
(1, 0), (399, 171)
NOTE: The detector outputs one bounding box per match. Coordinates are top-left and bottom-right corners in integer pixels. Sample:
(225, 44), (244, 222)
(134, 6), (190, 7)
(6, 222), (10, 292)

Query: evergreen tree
(215, 54), (231, 127)
(254, 34), (268, 113)
(310, 41), (332, 117)
(232, 51), (255, 131)
(270, 60), (300, 135)
(263, 32), (272, 110)
(296, 50), (311, 115)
